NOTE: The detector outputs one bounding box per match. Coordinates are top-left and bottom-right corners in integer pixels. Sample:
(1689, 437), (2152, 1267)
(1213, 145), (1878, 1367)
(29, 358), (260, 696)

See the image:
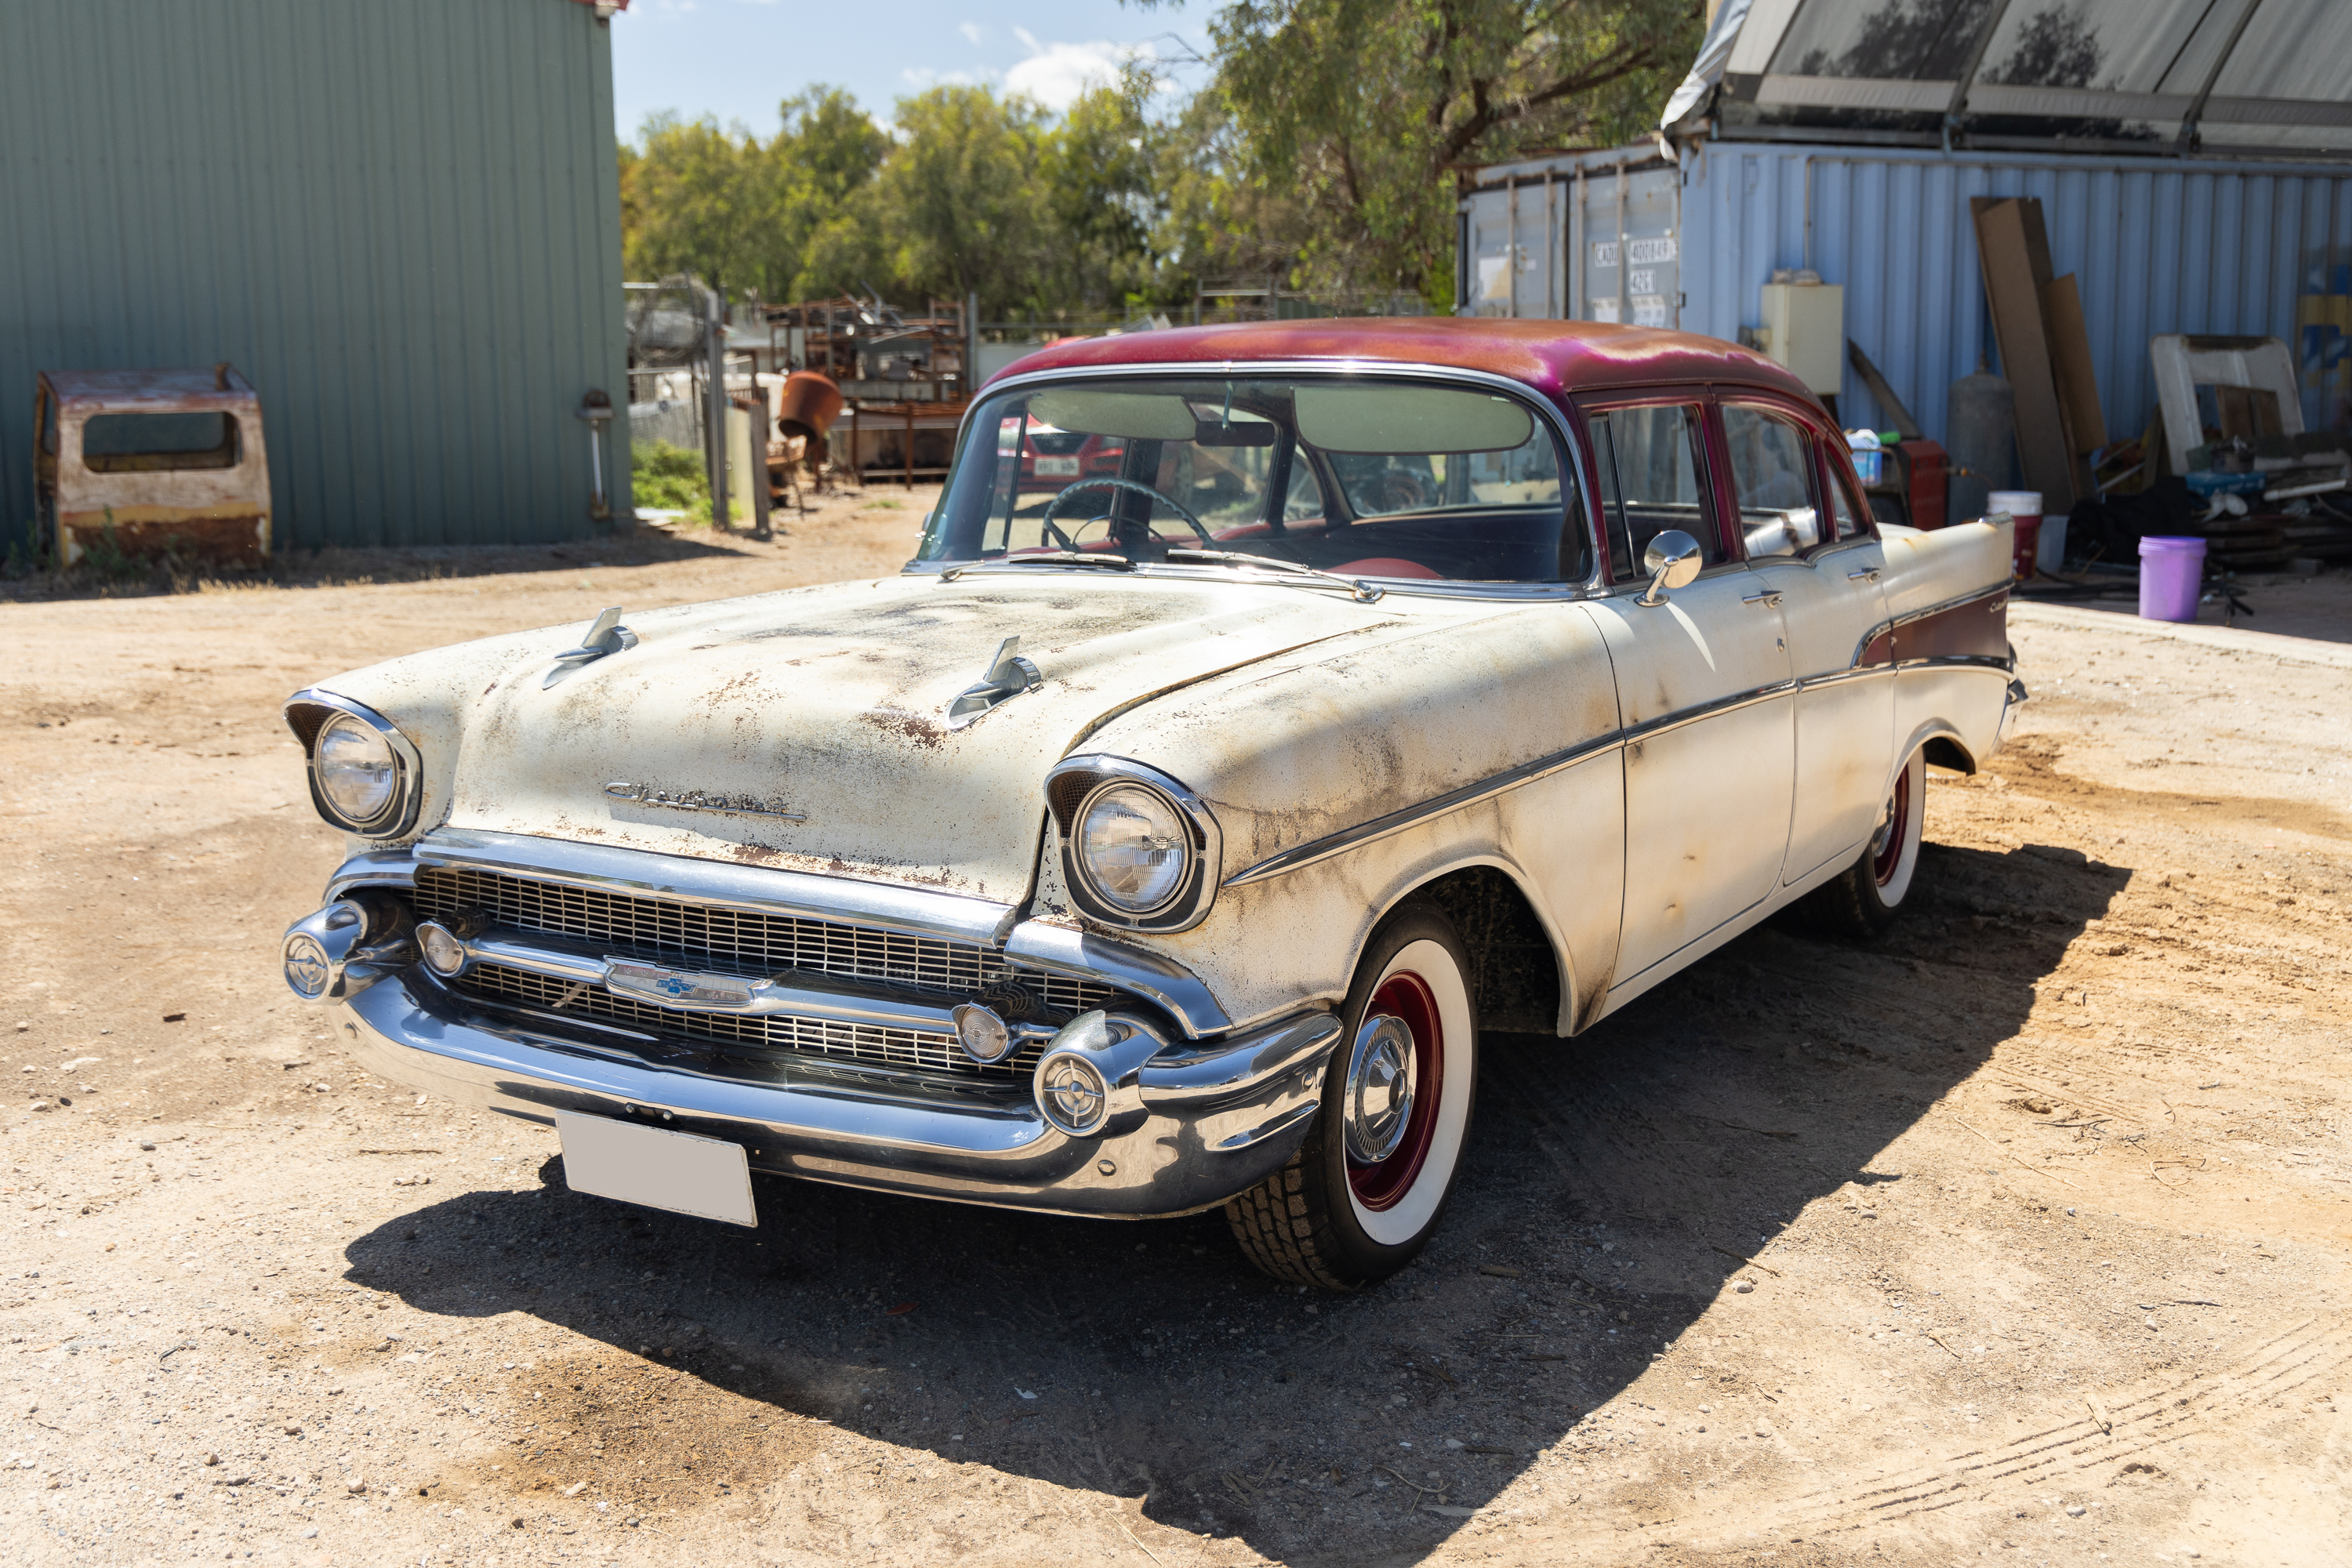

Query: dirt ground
(1, 514), (2345, 1568)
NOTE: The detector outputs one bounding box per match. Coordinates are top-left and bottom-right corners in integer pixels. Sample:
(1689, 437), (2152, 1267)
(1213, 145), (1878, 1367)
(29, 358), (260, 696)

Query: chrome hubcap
(1342, 1014), (1417, 1164)
(1868, 794), (1898, 860)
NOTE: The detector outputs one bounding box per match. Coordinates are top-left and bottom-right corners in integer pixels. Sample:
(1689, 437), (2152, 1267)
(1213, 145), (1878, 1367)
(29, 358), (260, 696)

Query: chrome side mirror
(1637, 529), (1704, 606)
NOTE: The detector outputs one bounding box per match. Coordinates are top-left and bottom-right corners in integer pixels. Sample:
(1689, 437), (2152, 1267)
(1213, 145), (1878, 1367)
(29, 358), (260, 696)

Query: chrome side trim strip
(1792, 664), (1893, 692)
(1221, 728), (1626, 891)
(1896, 653), (2014, 673)
(1223, 670), (1817, 891)
(1002, 922), (1232, 1038)
(1620, 679), (1798, 745)
(413, 827), (1019, 947)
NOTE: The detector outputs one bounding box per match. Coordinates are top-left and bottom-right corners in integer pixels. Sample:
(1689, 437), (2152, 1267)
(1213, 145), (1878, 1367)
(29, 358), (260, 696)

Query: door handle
(1740, 590), (1784, 607)
(1847, 568), (1882, 583)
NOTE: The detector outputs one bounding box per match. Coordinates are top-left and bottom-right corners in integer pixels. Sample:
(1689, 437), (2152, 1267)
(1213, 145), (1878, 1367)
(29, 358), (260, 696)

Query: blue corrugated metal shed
(0, 0), (630, 561)
(1460, 141), (2352, 461)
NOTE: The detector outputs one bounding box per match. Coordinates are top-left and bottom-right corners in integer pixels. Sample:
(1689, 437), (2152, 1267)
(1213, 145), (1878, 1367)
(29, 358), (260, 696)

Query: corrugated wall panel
(1466, 141), (2352, 463)
(0, 0), (629, 559)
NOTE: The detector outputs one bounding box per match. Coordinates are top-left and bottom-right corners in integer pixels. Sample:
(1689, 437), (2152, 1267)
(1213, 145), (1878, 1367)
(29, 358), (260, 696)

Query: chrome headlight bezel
(285, 689), (423, 839)
(1046, 756), (1221, 934)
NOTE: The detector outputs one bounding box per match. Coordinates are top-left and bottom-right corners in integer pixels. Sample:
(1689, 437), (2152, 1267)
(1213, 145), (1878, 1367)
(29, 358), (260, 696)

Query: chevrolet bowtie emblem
(604, 782), (808, 823)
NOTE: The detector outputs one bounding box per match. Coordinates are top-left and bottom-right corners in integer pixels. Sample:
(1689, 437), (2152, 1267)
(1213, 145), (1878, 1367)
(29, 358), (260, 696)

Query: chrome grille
(465, 962), (1044, 1080)
(414, 866), (1110, 1014)
(413, 864), (1110, 1082)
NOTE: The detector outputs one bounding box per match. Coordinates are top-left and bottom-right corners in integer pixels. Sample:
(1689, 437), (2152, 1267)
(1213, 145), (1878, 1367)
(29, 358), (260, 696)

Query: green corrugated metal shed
(0, 0), (630, 560)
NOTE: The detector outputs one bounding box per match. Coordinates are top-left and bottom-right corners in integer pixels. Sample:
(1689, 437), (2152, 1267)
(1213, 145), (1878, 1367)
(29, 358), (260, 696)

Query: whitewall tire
(1225, 903), (1479, 1289)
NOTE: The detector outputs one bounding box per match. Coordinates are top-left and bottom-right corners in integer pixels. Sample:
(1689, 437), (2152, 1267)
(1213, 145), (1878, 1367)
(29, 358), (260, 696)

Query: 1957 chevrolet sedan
(280, 319), (2020, 1288)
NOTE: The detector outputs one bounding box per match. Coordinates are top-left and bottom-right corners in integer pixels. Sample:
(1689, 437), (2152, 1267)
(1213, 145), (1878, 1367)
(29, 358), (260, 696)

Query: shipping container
(1460, 142), (2352, 452)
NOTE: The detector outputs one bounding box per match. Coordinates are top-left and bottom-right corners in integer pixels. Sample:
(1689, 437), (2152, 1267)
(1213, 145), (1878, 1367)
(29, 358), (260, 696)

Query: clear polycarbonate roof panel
(1973, 0), (2219, 93)
(1686, 0), (2352, 154)
(1764, 0), (1991, 82)
(2212, 0), (2352, 101)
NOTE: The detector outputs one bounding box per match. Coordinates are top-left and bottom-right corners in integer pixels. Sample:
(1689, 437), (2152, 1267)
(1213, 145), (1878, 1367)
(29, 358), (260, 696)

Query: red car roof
(989, 317), (1820, 409)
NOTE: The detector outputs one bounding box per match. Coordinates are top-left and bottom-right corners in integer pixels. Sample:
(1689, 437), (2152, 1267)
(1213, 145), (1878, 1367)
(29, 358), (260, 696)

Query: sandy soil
(0, 529), (2344, 1568)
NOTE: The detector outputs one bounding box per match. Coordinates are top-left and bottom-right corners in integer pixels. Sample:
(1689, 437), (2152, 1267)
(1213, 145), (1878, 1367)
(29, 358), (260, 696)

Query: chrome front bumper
(336, 966), (1338, 1219)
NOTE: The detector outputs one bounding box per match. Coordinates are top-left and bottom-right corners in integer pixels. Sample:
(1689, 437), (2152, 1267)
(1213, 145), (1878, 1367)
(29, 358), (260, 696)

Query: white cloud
(901, 64), (993, 90)
(1004, 38), (1131, 111)
(959, 21), (985, 45)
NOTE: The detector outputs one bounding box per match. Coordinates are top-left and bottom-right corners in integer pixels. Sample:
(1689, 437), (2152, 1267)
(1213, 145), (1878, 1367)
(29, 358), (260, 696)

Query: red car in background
(1019, 425), (1124, 494)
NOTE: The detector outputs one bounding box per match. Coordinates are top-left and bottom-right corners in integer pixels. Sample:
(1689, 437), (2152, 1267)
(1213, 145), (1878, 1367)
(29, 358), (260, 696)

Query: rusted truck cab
(34, 366), (271, 568)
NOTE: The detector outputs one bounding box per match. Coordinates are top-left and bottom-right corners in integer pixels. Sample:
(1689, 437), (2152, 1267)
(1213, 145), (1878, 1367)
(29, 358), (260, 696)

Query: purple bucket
(2138, 535), (2206, 622)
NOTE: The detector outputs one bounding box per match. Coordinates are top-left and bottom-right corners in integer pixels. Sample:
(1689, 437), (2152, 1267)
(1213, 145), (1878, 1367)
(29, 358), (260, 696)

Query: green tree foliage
(619, 2), (1699, 315)
(1199, 0), (1703, 302)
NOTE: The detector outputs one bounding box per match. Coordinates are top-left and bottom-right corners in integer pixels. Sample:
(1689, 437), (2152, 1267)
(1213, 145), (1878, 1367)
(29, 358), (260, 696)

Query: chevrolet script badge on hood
(604, 782), (808, 822)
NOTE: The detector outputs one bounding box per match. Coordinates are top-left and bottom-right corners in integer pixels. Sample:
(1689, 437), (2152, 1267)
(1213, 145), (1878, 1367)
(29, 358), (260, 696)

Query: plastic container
(1987, 489), (2042, 579)
(2035, 512), (2068, 574)
(2138, 535), (2207, 622)
(1852, 448), (1884, 485)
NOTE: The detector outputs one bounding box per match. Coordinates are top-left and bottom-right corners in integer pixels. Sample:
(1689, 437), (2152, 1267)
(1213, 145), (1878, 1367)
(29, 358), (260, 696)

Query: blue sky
(610, 0), (1214, 143)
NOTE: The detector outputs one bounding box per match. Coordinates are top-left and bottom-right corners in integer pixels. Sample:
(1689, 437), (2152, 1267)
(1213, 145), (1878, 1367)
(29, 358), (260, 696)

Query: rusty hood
(328, 572), (1392, 903)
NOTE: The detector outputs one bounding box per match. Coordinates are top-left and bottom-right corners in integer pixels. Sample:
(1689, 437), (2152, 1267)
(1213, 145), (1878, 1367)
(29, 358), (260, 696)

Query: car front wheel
(1225, 902), (1478, 1290)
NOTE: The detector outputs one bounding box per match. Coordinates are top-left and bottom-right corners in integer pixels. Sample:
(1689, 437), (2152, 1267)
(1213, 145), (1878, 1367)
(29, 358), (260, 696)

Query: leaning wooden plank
(1972, 196), (2080, 512)
(2044, 274), (2108, 455)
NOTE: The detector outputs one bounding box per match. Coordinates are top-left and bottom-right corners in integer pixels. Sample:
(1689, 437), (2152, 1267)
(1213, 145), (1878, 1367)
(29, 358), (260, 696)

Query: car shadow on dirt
(342, 839), (2130, 1563)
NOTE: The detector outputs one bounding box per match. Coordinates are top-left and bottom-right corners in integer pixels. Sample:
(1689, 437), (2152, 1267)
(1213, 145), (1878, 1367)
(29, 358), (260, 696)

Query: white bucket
(1987, 489), (2045, 577)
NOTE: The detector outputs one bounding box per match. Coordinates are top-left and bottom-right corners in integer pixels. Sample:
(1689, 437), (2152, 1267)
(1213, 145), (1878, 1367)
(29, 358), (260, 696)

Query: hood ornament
(553, 606), (638, 666)
(947, 636), (1043, 729)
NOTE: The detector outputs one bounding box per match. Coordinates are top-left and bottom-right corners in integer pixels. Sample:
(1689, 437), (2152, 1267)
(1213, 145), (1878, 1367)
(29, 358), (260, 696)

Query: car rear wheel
(1806, 746), (1927, 937)
(1225, 903), (1477, 1290)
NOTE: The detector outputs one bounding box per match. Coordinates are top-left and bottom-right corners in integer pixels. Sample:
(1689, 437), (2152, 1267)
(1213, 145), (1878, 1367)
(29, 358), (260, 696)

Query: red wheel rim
(1871, 766), (1911, 887)
(1346, 971), (1443, 1211)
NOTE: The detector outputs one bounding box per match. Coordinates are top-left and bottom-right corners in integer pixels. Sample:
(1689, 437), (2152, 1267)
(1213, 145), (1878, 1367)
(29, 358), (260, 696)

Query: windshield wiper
(1161, 547), (1385, 603)
(941, 551), (1134, 580)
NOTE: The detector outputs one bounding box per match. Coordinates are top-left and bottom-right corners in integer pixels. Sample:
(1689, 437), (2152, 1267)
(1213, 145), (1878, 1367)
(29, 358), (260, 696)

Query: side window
(1827, 466), (1867, 539)
(1722, 405), (1820, 558)
(1282, 448), (1325, 522)
(1589, 403), (1719, 580)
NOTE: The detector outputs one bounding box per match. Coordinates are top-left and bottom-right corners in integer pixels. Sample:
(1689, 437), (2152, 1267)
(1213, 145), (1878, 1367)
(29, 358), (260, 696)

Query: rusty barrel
(777, 371), (844, 442)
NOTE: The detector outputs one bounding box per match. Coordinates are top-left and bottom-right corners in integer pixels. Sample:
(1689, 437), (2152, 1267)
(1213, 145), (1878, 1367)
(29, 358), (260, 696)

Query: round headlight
(1076, 784), (1190, 914)
(314, 713), (401, 829)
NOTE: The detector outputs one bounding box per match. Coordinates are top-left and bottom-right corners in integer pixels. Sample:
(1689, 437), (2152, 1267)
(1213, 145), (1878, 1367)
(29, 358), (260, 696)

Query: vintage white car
(280, 320), (2020, 1288)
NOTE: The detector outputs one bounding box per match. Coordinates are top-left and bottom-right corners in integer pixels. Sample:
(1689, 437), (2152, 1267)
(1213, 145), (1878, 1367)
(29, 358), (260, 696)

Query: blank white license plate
(555, 1112), (756, 1228)
(1033, 456), (1080, 476)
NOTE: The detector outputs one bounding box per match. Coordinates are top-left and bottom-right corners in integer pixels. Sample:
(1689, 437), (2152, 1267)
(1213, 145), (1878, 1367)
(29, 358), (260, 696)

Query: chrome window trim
(286, 688), (423, 840)
(412, 827), (1020, 947)
(1222, 728), (1626, 890)
(1002, 920), (1232, 1038)
(1045, 755), (1223, 933)
(919, 359), (1611, 598)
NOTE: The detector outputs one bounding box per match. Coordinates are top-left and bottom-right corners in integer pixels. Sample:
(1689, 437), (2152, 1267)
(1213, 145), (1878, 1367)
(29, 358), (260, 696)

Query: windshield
(916, 375), (1589, 585)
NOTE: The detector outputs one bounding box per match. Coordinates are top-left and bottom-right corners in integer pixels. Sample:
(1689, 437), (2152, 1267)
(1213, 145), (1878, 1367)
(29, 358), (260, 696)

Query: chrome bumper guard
(335, 965), (1338, 1218)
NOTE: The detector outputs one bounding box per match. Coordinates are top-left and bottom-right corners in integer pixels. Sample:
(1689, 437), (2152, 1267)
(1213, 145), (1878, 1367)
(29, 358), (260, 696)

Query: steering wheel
(1040, 477), (1215, 550)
